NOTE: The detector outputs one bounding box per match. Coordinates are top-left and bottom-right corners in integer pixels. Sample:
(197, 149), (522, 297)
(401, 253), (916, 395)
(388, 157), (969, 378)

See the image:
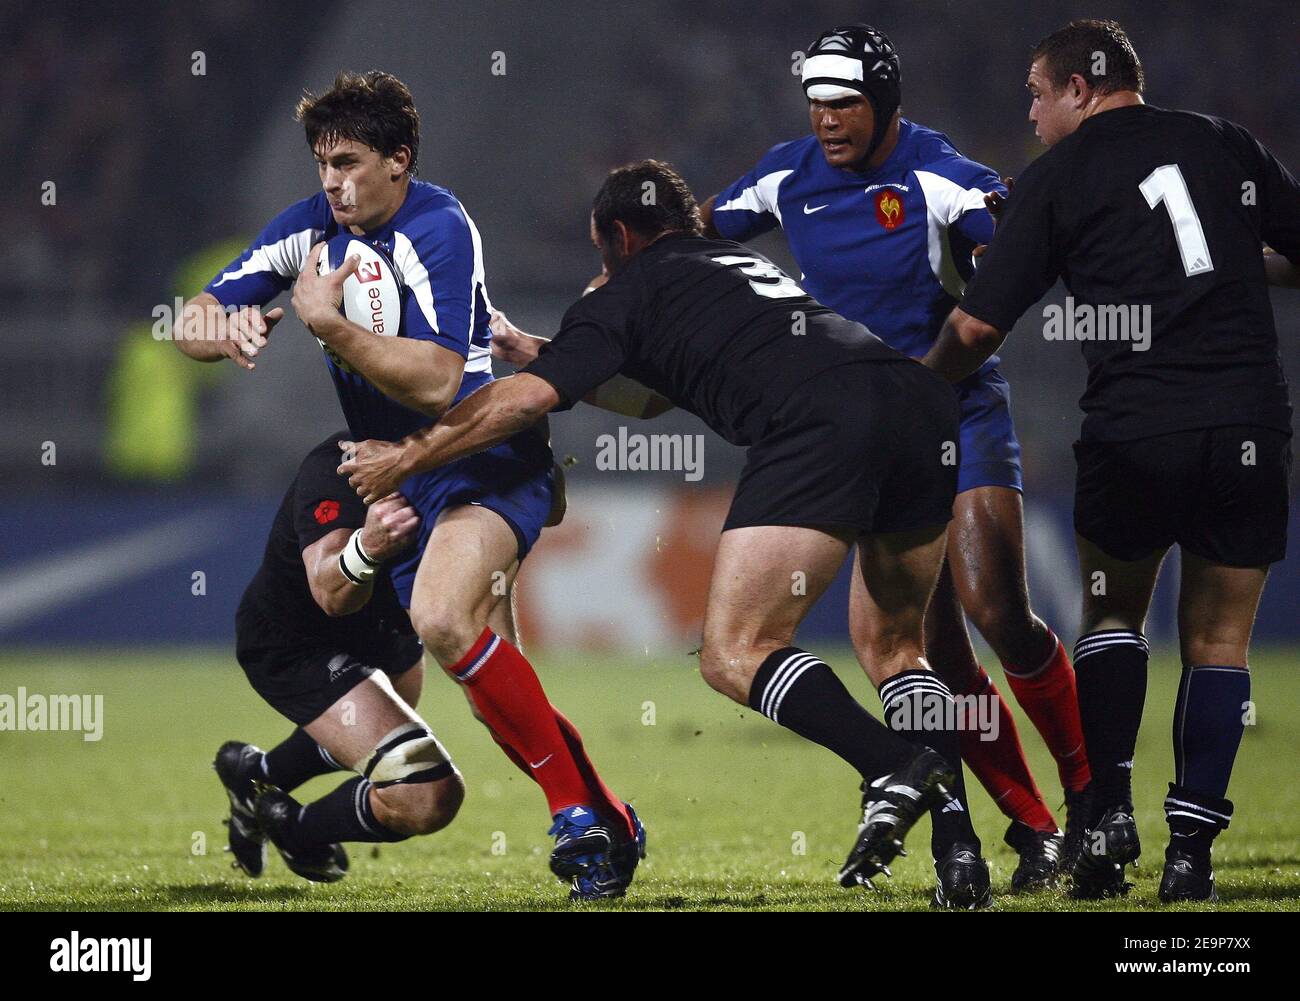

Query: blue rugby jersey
(713, 119), (1006, 372)
(205, 179), (494, 441)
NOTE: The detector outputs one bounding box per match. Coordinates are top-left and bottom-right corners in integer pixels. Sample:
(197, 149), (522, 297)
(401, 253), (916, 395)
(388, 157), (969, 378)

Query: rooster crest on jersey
(315, 236), (404, 370)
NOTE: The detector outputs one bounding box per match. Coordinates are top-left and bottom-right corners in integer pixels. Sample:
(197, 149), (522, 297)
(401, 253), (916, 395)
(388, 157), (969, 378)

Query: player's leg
(254, 668), (462, 882)
(699, 523), (954, 887)
(949, 486), (1091, 799)
(409, 503), (635, 896)
(1159, 553), (1266, 902)
(849, 525), (990, 908)
(1070, 533), (1165, 896)
(224, 656), (425, 810)
(925, 552), (1061, 887)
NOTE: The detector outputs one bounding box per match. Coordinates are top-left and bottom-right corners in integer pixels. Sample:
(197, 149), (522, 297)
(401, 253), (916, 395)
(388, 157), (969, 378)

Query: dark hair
(1032, 19), (1144, 96)
(295, 70), (421, 174)
(592, 160), (703, 244)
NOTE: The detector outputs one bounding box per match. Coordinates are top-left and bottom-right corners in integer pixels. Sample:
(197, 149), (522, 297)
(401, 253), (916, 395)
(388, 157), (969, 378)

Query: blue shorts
(388, 429), (554, 608)
(955, 367), (1023, 494)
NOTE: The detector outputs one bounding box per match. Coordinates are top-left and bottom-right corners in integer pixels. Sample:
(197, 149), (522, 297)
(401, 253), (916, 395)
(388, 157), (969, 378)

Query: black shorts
(725, 360), (960, 536)
(235, 605), (424, 726)
(1074, 425), (1293, 567)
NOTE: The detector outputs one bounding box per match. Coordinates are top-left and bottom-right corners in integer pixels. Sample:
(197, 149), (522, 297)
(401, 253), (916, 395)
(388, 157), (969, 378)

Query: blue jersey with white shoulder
(713, 119), (1005, 372)
(204, 179), (494, 442)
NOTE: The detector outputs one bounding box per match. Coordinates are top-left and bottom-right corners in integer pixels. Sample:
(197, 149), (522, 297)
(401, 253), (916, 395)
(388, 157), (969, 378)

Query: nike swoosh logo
(529, 754), (554, 769)
(803, 203), (829, 214)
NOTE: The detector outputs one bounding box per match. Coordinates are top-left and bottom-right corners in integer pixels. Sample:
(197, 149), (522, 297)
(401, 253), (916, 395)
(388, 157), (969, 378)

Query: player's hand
(218, 305), (284, 370)
(983, 176), (1015, 221)
(489, 310), (545, 367)
(973, 177), (1015, 261)
(293, 243), (359, 338)
(337, 438), (410, 505)
(359, 492), (420, 561)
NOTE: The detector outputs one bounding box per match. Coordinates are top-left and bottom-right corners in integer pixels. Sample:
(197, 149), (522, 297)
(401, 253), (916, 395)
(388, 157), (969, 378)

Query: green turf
(0, 646), (1296, 911)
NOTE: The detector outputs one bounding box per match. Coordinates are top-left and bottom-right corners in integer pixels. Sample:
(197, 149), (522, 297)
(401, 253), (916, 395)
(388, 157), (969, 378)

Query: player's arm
(1264, 250), (1300, 288)
(922, 308), (1007, 382)
(925, 159), (1060, 381)
(340, 375), (560, 503)
(172, 293), (286, 369)
(180, 199), (321, 368)
(342, 306), (634, 501)
(699, 194), (722, 239)
(293, 244), (466, 415)
(302, 492), (420, 616)
(490, 303), (673, 419)
(704, 148), (788, 243)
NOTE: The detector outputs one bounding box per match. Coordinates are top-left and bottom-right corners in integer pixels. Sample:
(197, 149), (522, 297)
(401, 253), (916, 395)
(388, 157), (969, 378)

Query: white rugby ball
(317, 236), (402, 337)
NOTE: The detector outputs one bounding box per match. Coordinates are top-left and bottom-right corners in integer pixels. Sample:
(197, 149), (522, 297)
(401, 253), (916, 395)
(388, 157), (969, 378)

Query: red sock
(1003, 632), (1092, 793)
(553, 709), (634, 838)
(957, 667), (1058, 833)
(448, 629), (591, 817)
(482, 709), (633, 838)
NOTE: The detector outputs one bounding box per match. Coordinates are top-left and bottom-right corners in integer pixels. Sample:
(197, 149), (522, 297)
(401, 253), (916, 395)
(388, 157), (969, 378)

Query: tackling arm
(490, 310), (673, 418)
(302, 493), (420, 616)
(921, 307), (1007, 383)
(339, 374), (559, 504)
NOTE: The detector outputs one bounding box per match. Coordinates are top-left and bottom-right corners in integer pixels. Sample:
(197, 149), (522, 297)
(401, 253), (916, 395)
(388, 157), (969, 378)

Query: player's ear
(613, 220), (634, 258)
(389, 146), (412, 179)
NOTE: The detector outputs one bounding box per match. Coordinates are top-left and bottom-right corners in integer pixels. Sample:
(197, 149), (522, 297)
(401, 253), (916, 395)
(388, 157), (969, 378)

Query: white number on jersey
(713, 254), (807, 299)
(1140, 164), (1215, 277)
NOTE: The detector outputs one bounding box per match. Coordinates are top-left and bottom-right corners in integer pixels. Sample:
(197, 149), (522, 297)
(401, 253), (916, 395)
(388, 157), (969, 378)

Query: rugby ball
(317, 235), (403, 338)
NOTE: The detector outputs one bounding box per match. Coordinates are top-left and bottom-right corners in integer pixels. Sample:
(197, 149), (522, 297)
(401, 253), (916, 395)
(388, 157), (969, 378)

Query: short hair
(1032, 19), (1144, 96)
(592, 160), (703, 244)
(295, 70), (420, 174)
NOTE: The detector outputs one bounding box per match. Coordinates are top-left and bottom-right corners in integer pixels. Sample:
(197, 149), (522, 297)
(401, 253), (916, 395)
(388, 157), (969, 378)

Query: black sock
(1074, 630), (1149, 811)
(747, 647), (915, 780)
(879, 670), (980, 856)
(294, 776), (407, 847)
(1173, 664), (1249, 798)
(261, 728), (345, 792)
(1165, 782), (1233, 861)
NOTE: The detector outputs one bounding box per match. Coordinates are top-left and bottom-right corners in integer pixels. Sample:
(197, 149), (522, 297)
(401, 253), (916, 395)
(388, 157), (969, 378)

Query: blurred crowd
(6, 1), (1297, 490)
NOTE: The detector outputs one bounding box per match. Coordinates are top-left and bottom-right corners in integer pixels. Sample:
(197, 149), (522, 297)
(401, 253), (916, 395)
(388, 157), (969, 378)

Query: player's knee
(362, 724), (462, 836)
(411, 603), (482, 666)
(699, 638), (757, 703)
(373, 773), (464, 836)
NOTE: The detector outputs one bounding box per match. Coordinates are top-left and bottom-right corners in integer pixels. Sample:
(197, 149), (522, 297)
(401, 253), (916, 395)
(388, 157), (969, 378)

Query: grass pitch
(0, 646), (1296, 911)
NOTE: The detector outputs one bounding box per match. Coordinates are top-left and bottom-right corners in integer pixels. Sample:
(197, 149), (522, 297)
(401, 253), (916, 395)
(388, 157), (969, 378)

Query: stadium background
(3, 0), (1298, 913)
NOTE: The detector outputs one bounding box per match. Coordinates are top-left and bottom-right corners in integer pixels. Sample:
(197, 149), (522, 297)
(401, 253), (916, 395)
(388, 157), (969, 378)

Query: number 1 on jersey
(1140, 164), (1215, 277)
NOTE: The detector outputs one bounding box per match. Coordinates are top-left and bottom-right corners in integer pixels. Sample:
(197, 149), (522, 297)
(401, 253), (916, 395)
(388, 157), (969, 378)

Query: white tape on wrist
(338, 529), (380, 586)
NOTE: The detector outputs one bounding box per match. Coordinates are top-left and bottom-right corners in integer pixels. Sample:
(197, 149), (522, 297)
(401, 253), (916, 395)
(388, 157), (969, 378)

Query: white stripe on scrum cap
(802, 53), (864, 86)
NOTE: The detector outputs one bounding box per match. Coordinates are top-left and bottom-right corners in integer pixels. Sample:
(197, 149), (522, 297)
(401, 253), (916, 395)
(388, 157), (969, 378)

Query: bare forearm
(319, 320), (461, 415)
(400, 377), (544, 474)
(921, 309), (1005, 383)
(312, 548), (374, 615)
(174, 293), (229, 361)
(1264, 250), (1300, 289)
